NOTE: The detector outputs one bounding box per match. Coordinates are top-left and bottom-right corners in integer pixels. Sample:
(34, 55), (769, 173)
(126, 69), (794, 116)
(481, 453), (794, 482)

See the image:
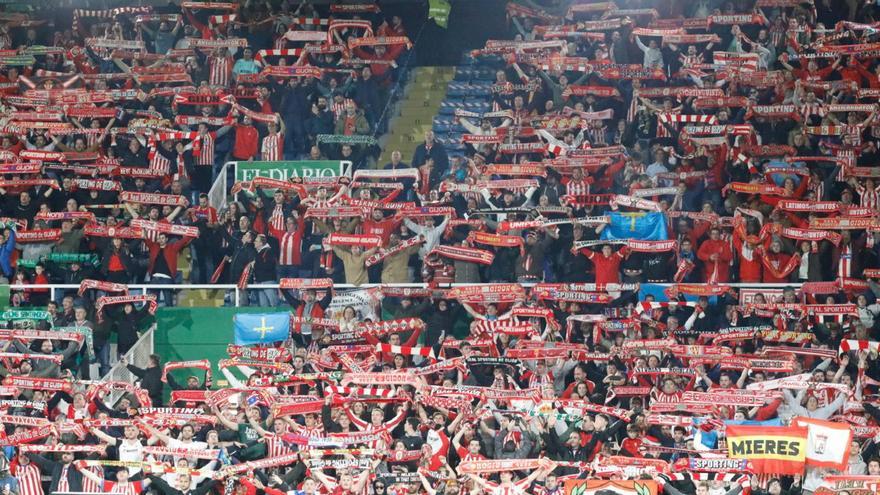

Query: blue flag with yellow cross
(600, 212), (668, 241)
(233, 313), (290, 345)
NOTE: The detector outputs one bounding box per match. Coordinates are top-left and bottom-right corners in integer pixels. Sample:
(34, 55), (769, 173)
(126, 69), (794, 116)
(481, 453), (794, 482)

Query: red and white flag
(792, 416), (852, 471)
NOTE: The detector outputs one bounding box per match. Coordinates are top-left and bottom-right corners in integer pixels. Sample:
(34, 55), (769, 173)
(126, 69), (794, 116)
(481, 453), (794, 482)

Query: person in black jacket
(104, 302), (152, 357)
(100, 237), (136, 284)
(28, 451), (84, 494)
(123, 354), (164, 407)
(541, 415), (593, 476)
(411, 130), (448, 174)
(423, 299), (463, 345)
(225, 229), (256, 291)
(252, 234), (278, 307)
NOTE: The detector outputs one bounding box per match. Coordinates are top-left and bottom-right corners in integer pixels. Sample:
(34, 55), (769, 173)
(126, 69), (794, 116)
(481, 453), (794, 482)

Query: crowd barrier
(8, 282), (806, 308)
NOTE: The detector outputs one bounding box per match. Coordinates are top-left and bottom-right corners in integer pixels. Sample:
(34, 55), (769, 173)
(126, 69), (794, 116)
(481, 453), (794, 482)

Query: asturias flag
(233, 313), (290, 345)
(600, 212), (668, 241)
(725, 424), (807, 475)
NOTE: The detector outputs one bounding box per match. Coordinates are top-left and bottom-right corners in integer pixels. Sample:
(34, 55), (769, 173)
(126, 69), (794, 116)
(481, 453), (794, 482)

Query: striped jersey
(857, 184), (880, 210)
(262, 132), (284, 161)
(209, 55), (233, 87)
(279, 230), (302, 266)
(14, 463), (42, 495)
(196, 133), (215, 166)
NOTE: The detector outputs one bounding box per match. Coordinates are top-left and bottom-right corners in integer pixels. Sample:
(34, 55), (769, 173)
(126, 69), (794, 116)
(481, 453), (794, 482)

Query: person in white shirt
(404, 215), (451, 260)
(90, 425), (145, 476)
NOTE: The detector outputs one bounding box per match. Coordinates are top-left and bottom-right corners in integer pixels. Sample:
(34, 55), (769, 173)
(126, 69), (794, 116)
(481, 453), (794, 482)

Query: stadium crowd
(2, 0), (880, 495)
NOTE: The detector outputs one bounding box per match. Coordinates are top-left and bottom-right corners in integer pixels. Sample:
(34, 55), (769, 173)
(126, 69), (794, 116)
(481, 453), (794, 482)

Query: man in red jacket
(696, 227), (732, 283)
(146, 232), (193, 307)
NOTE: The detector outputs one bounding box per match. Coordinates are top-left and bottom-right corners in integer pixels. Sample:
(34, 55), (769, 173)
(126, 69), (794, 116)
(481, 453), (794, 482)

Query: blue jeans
(147, 275), (175, 307)
(95, 340), (111, 378)
(256, 286), (279, 307)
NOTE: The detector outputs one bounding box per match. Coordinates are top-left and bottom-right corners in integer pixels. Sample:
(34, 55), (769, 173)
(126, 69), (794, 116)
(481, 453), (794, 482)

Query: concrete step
(180, 289), (225, 307)
(394, 107), (438, 118)
(406, 81), (448, 90)
(401, 92), (448, 101)
(399, 97), (447, 108)
(379, 66), (454, 165)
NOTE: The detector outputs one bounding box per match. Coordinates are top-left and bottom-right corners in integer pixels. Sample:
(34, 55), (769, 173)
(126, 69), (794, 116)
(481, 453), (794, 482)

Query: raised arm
(73, 461), (104, 486)
(139, 421), (173, 445)
(90, 427), (120, 446)
(212, 405), (241, 430)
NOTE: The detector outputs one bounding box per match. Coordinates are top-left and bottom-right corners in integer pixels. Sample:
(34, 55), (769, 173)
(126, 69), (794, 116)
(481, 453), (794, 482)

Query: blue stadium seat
(453, 67), (474, 81)
(446, 83), (474, 97)
(433, 123), (452, 133)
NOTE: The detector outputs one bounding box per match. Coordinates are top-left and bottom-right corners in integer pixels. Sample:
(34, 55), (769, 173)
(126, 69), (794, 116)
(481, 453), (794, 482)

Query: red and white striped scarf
(374, 343), (436, 359)
(839, 339), (880, 354)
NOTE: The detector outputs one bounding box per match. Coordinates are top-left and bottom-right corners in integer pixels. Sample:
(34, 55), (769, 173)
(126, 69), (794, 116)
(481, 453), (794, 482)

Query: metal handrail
(9, 282), (806, 308)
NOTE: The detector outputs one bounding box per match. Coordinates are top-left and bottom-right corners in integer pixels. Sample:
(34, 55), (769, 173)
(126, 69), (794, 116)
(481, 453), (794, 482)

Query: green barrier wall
(0, 285), (8, 311)
(155, 307), (269, 384)
(154, 305), (473, 387)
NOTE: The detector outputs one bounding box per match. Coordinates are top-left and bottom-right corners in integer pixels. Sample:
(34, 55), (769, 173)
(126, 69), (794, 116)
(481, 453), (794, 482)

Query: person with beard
(305, 96), (335, 146)
(541, 414), (594, 476)
(11, 336), (82, 379)
(26, 450), (84, 494)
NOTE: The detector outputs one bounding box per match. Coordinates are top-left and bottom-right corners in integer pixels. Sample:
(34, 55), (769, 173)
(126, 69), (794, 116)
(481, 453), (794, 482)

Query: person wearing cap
(0, 453), (18, 495)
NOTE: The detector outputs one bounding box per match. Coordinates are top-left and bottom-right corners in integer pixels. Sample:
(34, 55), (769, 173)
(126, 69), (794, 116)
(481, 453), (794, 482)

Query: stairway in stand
(175, 67), (457, 307)
(176, 252), (224, 307)
(379, 66), (455, 166)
